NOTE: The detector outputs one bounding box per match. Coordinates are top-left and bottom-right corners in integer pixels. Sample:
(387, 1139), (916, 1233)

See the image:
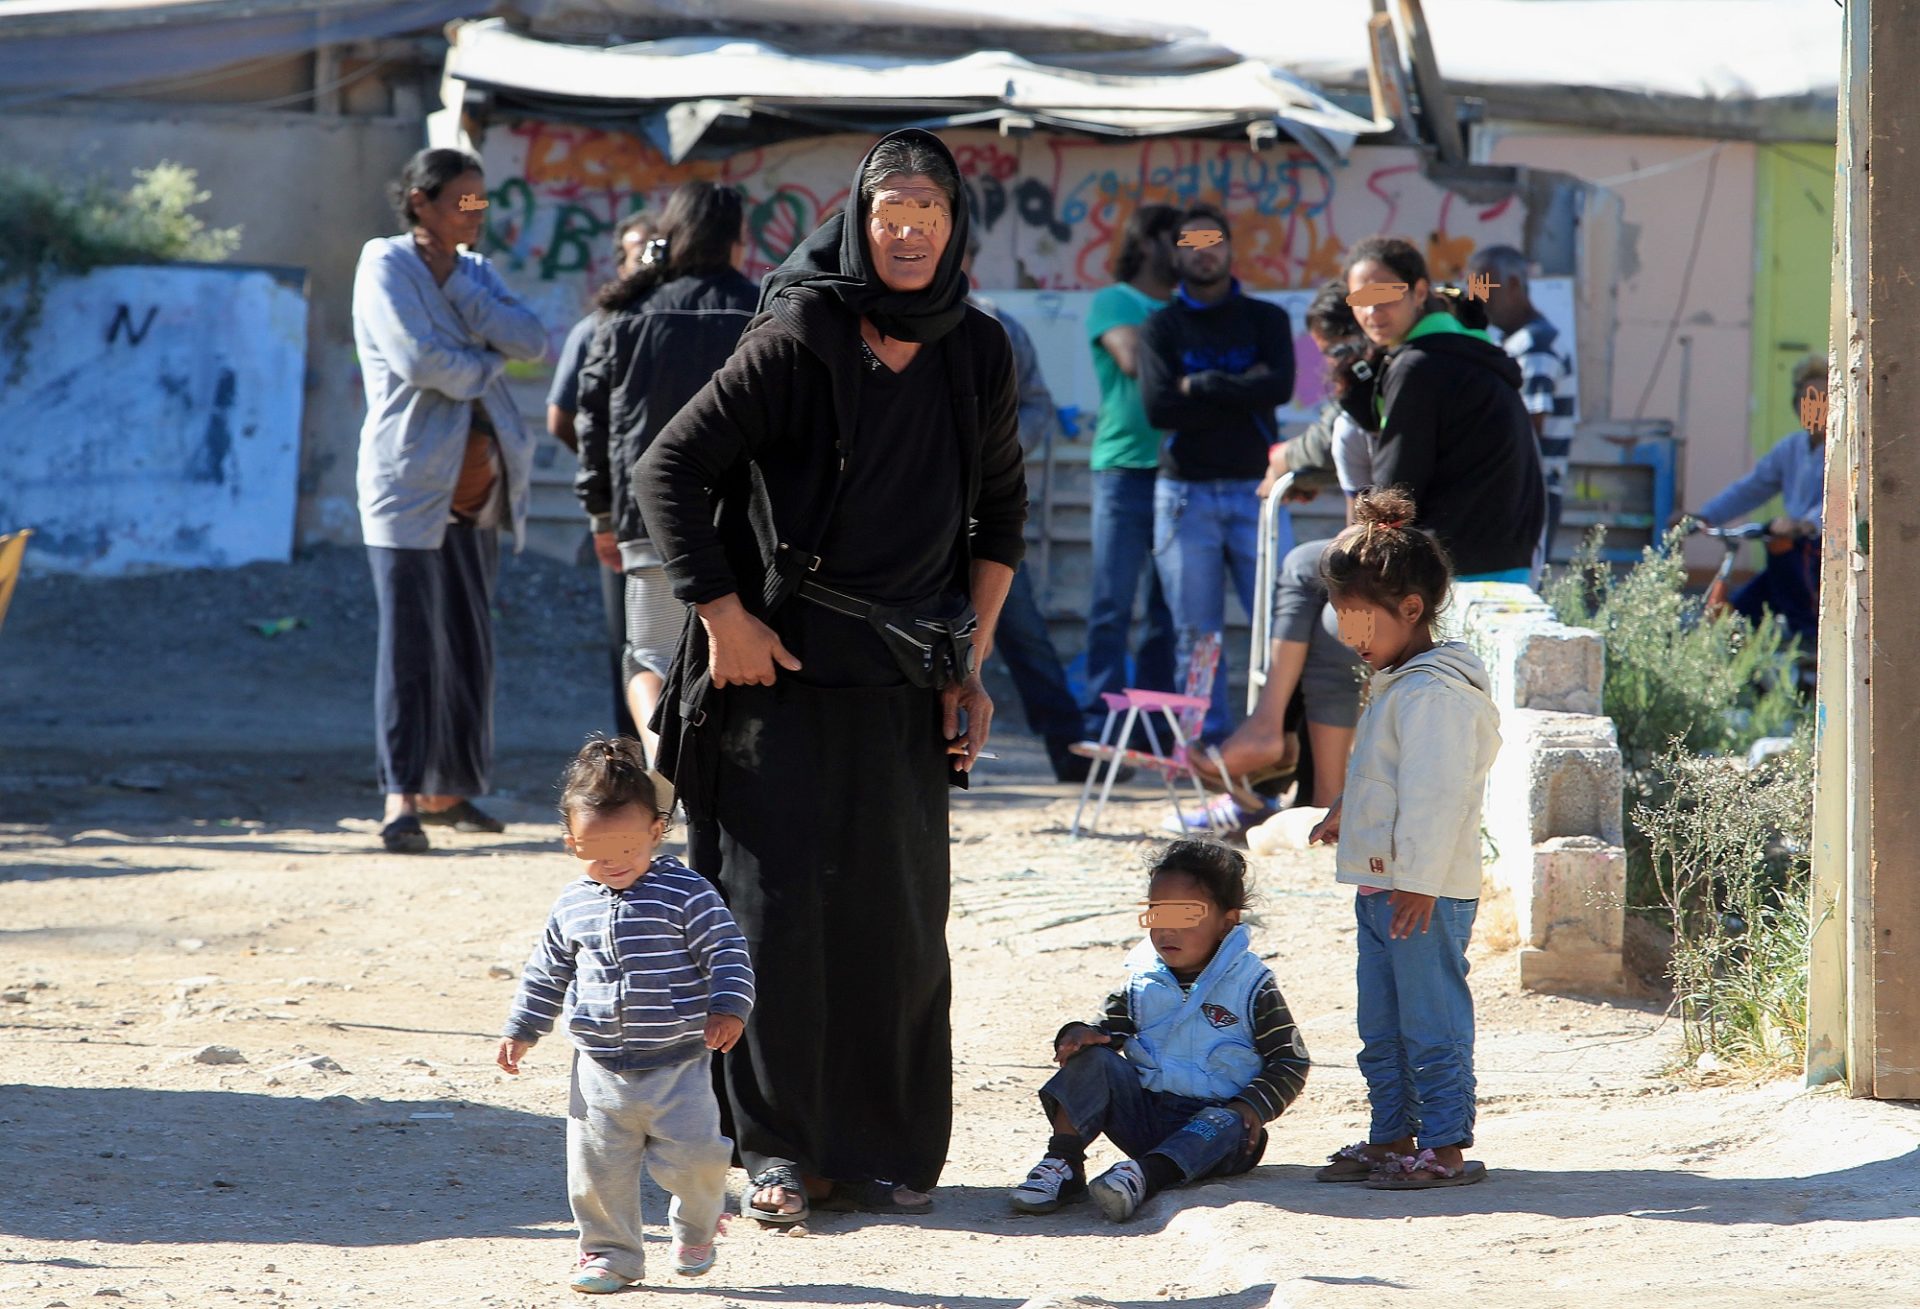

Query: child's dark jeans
(1039, 1045), (1266, 1182)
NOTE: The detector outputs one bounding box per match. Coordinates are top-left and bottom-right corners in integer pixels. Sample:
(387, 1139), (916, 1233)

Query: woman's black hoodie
(1370, 314), (1545, 577)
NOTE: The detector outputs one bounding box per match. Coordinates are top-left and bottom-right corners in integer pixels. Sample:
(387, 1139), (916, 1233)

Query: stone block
(1501, 621), (1605, 715)
(1519, 946), (1627, 993)
(1527, 836), (1627, 954)
(1486, 710), (1624, 848)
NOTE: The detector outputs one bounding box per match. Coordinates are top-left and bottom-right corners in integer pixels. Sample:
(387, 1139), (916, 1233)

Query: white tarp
(446, 19), (1383, 163)
(498, 0), (1842, 104)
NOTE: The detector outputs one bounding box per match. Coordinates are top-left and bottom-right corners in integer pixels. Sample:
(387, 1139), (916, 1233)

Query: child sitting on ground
(1008, 839), (1310, 1222)
(497, 737), (755, 1293)
(1309, 487), (1500, 1189)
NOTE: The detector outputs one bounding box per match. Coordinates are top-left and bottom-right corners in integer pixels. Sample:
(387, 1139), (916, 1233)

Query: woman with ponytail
(573, 182), (757, 764)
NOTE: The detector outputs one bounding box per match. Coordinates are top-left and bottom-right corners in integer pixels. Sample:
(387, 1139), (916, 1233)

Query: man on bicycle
(1684, 354), (1827, 645)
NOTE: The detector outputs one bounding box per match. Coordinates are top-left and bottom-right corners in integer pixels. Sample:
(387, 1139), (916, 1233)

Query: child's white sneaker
(1089, 1159), (1149, 1223)
(569, 1255), (636, 1294)
(1008, 1155), (1087, 1214)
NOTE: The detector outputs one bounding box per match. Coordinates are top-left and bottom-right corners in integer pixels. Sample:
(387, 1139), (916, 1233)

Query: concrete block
(1501, 621), (1605, 715)
(1528, 836), (1627, 954)
(1487, 710), (1624, 848)
(1519, 946), (1627, 993)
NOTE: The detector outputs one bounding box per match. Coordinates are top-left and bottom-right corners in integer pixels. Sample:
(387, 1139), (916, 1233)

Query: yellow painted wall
(1749, 143), (1837, 469)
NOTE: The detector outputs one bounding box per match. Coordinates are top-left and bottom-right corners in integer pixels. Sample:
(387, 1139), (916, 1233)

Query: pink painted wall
(1482, 129), (1758, 566)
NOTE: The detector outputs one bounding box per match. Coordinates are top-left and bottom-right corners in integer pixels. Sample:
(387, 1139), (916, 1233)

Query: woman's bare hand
(698, 595), (801, 688)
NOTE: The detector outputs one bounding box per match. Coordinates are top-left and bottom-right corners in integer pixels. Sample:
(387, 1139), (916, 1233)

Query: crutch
(1248, 473), (1296, 714)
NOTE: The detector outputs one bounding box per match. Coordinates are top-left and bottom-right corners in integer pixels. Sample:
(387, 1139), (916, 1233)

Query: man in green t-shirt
(1082, 203), (1181, 723)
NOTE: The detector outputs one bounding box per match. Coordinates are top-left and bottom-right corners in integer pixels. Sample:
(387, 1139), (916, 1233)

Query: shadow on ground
(0, 1084), (574, 1246)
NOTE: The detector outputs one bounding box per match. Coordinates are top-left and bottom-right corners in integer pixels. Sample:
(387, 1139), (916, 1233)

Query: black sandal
(379, 815), (429, 854)
(817, 1179), (934, 1215)
(741, 1164), (809, 1225)
(416, 800), (506, 834)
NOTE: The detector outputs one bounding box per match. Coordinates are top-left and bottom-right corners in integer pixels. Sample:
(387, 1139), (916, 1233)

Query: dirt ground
(3, 550), (1918, 1309)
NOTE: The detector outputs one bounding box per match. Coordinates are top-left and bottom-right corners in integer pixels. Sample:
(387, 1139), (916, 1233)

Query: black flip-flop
(416, 800), (506, 834)
(379, 815), (430, 854)
(741, 1165), (810, 1225)
(817, 1179), (934, 1214)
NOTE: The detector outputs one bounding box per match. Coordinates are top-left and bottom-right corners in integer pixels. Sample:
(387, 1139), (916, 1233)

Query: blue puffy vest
(1121, 923), (1267, 1102)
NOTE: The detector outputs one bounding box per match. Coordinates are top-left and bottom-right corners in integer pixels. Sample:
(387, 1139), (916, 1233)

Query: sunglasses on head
(1138, 900), (1210, 929)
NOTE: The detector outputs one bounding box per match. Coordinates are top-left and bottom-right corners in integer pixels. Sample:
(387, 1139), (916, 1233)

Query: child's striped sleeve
(1235, 974), (1311, 1120)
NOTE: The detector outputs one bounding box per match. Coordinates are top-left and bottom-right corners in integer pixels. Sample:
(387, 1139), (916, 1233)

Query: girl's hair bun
(1351, 486), (1416, 532)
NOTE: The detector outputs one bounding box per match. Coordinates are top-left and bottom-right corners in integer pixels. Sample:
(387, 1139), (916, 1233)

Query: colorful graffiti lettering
(476, 124), (1526, 364)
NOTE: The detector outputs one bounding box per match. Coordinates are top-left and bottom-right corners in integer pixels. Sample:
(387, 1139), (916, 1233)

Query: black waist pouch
(797, 580), (977, 691)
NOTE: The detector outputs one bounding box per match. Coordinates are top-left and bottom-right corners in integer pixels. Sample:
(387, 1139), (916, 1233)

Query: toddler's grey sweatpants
(567, 1052), (732, 1282)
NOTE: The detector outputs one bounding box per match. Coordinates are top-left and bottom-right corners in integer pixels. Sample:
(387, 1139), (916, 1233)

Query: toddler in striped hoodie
(497, 737), (755, 1294)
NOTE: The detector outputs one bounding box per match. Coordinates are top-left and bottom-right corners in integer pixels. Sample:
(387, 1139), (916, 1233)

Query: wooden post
(1817, 0), (1920, 1098)
(1365, 14), (1413, 135)
(1395, 0), (1465, 165)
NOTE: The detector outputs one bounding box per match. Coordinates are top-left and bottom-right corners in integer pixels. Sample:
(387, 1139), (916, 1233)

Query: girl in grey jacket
(351, 148), (547, 853)
(1309, 488), (1501, 1191)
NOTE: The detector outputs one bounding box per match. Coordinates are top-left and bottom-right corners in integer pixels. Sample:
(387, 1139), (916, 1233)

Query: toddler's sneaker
(672, 1240), (716, 1276)
(569, 1254), (636, 1294)
(1008, 1155), (1087, 1214)
(1089, 1159), (1148, 1223)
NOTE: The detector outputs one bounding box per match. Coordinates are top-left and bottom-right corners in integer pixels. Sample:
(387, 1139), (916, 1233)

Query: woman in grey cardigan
(352, 147), (548, 853)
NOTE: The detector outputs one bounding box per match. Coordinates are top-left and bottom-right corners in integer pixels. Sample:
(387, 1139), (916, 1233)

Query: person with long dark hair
(352, 147), (548, 853)
(633, 130), (1026, 1222)
(552, 212), (656, 742)
(1194, 236), (1542, 809)
(573, 182), (756, 763)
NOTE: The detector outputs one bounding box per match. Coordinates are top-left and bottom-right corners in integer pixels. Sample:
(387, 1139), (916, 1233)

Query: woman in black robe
(634, 129), (1026, 1220)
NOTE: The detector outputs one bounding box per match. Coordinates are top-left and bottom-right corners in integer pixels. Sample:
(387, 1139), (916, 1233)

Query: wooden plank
(1365, 14), (1412, 134)
(1857, 0), (1920, 1099)
(1395, 0), (1465, 164)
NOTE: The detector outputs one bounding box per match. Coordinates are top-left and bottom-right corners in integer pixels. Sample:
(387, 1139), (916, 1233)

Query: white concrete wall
(0, 102), (425, 551)
(0, 265), (308, 575)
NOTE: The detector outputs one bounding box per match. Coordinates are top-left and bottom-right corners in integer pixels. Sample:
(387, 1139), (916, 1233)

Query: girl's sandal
(1314, 1142), (1381, 1183)
(1364, 1148), (1489, 1190)
(741, 1164), (810, 1225)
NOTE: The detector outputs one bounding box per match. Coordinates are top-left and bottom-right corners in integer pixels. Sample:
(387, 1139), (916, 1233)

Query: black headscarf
(757, 128), (972, 345)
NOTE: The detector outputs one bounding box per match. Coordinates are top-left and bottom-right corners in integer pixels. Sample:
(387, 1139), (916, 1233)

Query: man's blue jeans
(1083, 468), (1176, 729)
(1354, 891), (1479, 1150)
(1153, 476), (1283, 743)
(1039, 1045), (1266, 1182)
(992, 562), (1087, 747)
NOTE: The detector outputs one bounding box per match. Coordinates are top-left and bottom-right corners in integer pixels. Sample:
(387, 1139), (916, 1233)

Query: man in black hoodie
(1136, 204), (1296, 742)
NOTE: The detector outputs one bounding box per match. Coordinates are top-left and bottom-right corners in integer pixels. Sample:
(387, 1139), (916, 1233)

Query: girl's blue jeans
(1038, 1044), (1266, 1182)
(1354, 891), (1479, 1150)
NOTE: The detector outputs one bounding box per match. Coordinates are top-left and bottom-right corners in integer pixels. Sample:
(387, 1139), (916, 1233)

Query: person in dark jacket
(1135, 204), (1296, 743)
(1344, 239), (1544, 579)
(1194, 237), (1543, 810)
(574, 182), (756, 763)
(633, 130), (1025, 1224)
(550, 212), (654, 741)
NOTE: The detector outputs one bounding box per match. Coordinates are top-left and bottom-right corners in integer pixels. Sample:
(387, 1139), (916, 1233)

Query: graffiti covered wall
(477, 124), (1527, 374)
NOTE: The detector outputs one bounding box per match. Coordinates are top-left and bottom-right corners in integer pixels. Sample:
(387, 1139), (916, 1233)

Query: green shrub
(1546, 526), (1804, 908)
(1636, 734), (1814, 1068)
(0, 162), (240, 384)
